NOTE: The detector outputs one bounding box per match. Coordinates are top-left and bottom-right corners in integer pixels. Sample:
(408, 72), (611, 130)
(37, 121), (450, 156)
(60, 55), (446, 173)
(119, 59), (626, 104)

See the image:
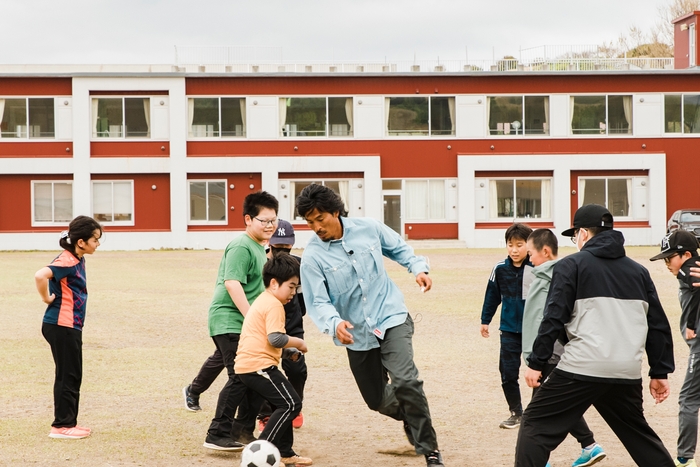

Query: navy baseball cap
(561, 204), (614, 237)
(269, 219), (295, 246)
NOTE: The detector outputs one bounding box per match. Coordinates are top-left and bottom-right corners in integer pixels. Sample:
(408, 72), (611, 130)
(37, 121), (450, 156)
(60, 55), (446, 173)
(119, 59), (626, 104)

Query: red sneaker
(49, 426), (91, 439)
(292, 412), (304, 429)
(257, 417), (269, 433)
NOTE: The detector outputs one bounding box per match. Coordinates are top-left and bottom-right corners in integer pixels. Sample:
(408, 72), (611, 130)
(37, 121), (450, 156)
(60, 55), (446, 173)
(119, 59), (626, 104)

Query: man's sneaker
(292, 412), (304, 429)
(280, 454), (313, 466)
(234, 430), (257, 444)
(202, 434), (244, 451)
(499, 412), (521, 429)
(572, 443), (606, 467)
(403, 421), (415, 446)
(425, 450), (445, 466)
(257, 416), (269, 433)
(183, 385), (201, 412)
(49, 426), (91, 439)
(675, 459), (698, 467)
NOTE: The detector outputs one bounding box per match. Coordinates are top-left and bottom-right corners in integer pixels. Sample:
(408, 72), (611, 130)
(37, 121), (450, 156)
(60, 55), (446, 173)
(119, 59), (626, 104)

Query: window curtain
(429, 181), (445, 219)
(541, 179), (551, 219)
(240, 99), (246, 133)
(570, 97), (576, 133)
(578, 179), (586, 208)
(543, 96), (549, 134)
(0, 99), (4, 139)
(279, 98), (287, 135)
(488, 180), (498, 219)
(338, 181), (350, 213)
(114, 182), (133, 221)
(447, 97), (455, 134)
(486, 97), (491, 134)
(344, 98), (353, 134)
(405, 180), (427, 219)
(142, 99), (150, 134)
(625, 178), (632, 216)
(622, 96), (633, 134)
(385, 98), (391, 134)
(92, 99), (99, 137)
(188, 99), (195, 136)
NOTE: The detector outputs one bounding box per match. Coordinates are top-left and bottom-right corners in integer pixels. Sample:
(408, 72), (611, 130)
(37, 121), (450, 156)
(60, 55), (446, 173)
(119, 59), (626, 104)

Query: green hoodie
(522, 258), (560, 363)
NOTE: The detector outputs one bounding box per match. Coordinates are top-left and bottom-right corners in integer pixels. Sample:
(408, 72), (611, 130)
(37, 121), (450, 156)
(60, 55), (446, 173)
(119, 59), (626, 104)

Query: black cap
(561, 204), (614, 237)
(650, 230), (699, 261)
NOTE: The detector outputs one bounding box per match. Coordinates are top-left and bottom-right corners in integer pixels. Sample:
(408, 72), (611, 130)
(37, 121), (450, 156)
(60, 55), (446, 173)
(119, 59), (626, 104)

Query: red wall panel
(0, 78), (72, 95)
(405, 223), (458, 240)
(91, 142), (170, 157)
(0, 142), (73, 158)
(0, 174), (72, 232)
(186, 173), (262, 231)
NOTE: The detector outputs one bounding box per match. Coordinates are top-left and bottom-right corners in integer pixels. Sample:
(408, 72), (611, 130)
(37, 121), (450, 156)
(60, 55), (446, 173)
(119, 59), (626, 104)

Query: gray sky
(2, 0), (669, 65)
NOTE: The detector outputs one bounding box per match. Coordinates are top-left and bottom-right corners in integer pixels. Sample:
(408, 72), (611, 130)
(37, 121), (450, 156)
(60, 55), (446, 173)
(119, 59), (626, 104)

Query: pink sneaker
(292, 412), (304, 429)
(49, 426), (91, 439)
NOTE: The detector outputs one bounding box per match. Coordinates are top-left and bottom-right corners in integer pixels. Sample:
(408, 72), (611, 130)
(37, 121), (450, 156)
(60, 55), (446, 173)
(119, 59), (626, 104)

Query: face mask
(271, 246), (292, 256)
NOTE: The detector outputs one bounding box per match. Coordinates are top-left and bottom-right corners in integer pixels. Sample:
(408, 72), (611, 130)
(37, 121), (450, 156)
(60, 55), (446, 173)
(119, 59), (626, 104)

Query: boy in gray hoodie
(522, 228), (605, 467)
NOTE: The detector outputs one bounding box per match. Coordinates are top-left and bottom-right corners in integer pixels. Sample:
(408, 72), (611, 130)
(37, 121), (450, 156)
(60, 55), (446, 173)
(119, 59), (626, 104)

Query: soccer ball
(240, 440), (281, 467)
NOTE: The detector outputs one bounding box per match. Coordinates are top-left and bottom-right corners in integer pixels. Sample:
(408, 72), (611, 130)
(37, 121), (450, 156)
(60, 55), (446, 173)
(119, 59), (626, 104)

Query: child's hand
(525, 368), (543, 388)
(42, 293), (56, 305)
(480, 324), (490, 338)
(687, 328), (697, 340)
(297, 341), (308, 354)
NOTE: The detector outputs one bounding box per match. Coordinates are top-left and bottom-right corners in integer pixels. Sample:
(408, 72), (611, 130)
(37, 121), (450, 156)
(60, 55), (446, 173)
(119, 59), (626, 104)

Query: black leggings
(42, 322), (83, 428)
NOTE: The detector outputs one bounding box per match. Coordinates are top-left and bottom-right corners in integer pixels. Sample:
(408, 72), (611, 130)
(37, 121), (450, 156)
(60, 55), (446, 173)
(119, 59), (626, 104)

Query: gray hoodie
(522, 258), (563, 363)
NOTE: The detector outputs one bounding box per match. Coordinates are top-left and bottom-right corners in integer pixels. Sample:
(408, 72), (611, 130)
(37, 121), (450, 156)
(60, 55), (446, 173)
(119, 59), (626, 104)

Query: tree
(656, 0), (700, 46)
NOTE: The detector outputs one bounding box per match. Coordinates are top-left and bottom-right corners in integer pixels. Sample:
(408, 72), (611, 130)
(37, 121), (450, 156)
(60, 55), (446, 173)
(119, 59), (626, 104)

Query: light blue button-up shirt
(300, 217), (429, 351)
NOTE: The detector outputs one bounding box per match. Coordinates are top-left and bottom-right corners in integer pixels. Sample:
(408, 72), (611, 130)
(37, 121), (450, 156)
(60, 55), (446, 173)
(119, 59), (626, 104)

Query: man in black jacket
(514, 204), (675, 467)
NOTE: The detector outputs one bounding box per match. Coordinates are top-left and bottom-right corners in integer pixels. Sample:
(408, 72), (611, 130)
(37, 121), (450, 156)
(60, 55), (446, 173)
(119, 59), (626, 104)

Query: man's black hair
(527, 228), (558, 257)
(263, 253), (300, 287)
(505, 223), (533, 243)
(243, 191), (279, 219)
(295, 184), (347, 219)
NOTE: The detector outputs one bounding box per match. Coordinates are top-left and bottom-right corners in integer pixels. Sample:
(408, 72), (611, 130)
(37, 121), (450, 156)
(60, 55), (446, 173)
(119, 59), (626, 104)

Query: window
(0, 98), (55, 138)
(32, 181), (72, 225)
(475, 178), (552, 221)
(488, 96), (549, 135)
(289, 180), (349, 219)
(188, 181), (226, 224)
(189, 97), (246, 137)
(386, 96), (455, 136)
(92, 181), (134, 225)
(571, 95), (633, 135)
(93, 97), (150, 138)
(405, 180), (446, 220)
(578, 177), (633, 218)
(279, 97), (353, 137)
(664, 94), (700, 134)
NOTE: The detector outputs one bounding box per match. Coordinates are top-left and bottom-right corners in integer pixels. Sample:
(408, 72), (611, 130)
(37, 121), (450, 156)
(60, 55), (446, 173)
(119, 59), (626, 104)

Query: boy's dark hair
(59, 216), (103, 254)
(527, 228), (558, 256)
(295, 184), (347, 219)
(263, 253), (300, 287)
(586, 226), (611, 237)
(243, 191), (279, 219)
(505, 223), (533, 243)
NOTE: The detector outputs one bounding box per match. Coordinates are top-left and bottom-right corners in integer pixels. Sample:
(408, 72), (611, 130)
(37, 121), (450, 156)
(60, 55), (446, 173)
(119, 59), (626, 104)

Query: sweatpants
(42, 322), (83, 428)
(239, 367), (301, 457)
(678, 351), (700, 459)
(515, 371), (674, 467)
(258, 353), (308, 419)
(346, 314), (438, 455)
(500, 331), (523, 415)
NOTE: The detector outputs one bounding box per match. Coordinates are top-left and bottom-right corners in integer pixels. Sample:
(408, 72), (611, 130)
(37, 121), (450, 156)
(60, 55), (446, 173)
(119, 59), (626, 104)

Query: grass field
(0, 246), (687, 466)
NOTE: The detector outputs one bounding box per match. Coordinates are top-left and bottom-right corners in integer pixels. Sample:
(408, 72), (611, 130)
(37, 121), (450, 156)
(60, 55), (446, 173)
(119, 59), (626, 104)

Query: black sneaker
(183, 385), (201, 412)
(403, 421), (415, 446)
(425, 450), (445, 466)
(233, 430), (257, 444)
(203, 434), (245, 451)
(499, 411), (521, 429)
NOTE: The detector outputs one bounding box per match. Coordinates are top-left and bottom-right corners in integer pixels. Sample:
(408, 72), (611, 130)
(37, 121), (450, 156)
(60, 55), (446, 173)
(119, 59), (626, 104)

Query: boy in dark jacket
(480, 223), (533, 429)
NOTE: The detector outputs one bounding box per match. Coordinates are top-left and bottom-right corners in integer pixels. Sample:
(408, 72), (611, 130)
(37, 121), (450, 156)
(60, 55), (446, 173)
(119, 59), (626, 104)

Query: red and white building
(2, 14), (700, 250)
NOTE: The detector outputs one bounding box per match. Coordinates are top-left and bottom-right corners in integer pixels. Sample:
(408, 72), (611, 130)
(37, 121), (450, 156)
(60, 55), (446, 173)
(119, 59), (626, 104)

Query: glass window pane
(608, 179), (630, 217)
(293, 181), (314, 219)
(382, 180), (401, 190)
(92, 182), (113, 222)
(515, 180), (542, 218)
(53, 183), (73, 222)
(113, 182), (132, 222)
(608, 95), (632, 134)
(97, 98), (123, 137)
(572, 96), (606, 135)
(489, 97), (523, 136)
(405, 180), (428, 219)
(665, 95), (682, 133)
(430, 97), (454, 136)
(1, 98), (27, 138)
(683, 94), (700, 134)
(221, 98), (245, 137)
(207, 182), (226, 221)
(28, 98), (54, 138)
(34, 182), (52, 222)
(388, 97), (429, 136)
(191, 98), (219, 137)
(284, 98), (326, 137)
(328, 97), (352, 136)
(581, 179), (605, 206)
(524, 96), (547, 135)
(190, 182), (207, 221)
(428, 181), (445, 218)
(495, 180), (514, 217)
(125, 98), (149, 138)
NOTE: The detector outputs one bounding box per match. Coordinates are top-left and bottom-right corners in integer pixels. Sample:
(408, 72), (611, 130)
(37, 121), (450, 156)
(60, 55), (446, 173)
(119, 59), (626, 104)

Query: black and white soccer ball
(240, 440), (281, 467)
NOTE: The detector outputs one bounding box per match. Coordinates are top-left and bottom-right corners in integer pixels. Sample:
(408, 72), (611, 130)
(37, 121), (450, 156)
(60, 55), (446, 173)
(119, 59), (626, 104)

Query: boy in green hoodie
(522, 228), (605, 467)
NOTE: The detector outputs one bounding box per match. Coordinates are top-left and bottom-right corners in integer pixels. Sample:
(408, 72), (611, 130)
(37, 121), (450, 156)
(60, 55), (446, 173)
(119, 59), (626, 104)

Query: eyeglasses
(570, 228), (587, 244)
(663, 254), (679, 265)
(254, 217), (278, 226)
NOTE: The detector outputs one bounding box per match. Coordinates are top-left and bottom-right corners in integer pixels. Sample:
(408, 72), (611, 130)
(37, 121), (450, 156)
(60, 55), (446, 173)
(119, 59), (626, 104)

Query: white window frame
(663, 94), (700, 134)
(475, 177), (553, 222)
(691, 24), (697, 68)
(570, 95), (633, 136)
(31, 180), (73, 226)
(385, 96), (456, 137)
(403, 178), (458, 223)
(279, 96), (354, 138)
(187, 180), (228, 225)
(91, 180), (135, 226)
(279, 179), (356, 223)
(487, 95), (549, 136)
(188, 97), (247, 139)
(0, 97), (56, 139)
(577, 176), (647, 221)
(91, 97), (151, 139)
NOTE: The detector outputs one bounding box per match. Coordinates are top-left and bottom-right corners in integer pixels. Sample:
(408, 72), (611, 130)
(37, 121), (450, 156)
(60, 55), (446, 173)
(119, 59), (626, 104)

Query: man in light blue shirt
(297, 184), (445, 467)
